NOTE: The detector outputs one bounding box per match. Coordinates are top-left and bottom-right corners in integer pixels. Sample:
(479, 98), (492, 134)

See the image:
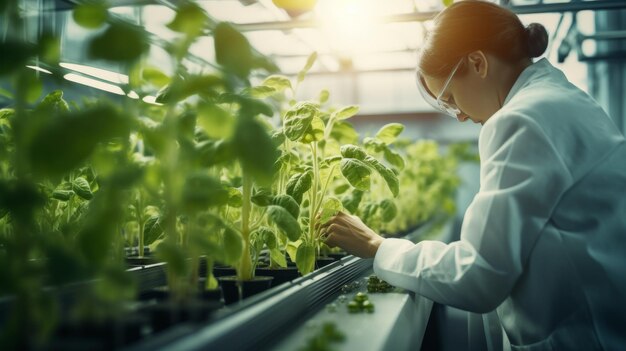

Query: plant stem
(238, 173), (253, 281)
(309, 143), (319, 243)
(312, 163), (338, 223)
(136, 193), (145, 258)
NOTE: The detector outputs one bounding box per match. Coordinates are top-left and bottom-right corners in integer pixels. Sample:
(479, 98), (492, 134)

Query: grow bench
(123, 221), (448, 351)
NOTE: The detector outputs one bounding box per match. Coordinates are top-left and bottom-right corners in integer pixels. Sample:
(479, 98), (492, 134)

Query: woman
(321, 1), (626, 350)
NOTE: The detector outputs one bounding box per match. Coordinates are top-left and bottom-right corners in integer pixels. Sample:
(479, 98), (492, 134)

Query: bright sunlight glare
(316, 0), (379, 55)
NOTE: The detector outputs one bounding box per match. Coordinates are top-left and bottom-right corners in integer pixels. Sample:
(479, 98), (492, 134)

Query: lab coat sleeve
(373, 114), (573, 313)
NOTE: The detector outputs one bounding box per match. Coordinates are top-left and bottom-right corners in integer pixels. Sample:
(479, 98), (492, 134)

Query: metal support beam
(233, 0), (626, 32)
(581, 30), (626, 41)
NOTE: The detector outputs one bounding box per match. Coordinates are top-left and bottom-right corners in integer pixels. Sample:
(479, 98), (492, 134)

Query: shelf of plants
(0, 2), (478, 350)
(123, 219), (449, 351)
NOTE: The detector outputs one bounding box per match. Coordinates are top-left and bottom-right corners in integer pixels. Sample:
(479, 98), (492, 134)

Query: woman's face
(423, 51), (501, 125)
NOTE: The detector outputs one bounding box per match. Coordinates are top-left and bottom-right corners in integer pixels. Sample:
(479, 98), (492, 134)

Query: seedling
(347, 292), (375, 314)
(366, 275), (394, 293)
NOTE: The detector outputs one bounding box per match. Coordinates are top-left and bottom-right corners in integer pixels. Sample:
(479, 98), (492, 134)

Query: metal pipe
(581, 30), (626, 41)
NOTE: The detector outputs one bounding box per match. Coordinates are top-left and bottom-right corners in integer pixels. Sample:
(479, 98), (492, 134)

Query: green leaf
(0, 40), (38, 76)
(73, 2), (108, 29)
(283, 101), (318, 142)
(251, 187), (273, 206)
(72, 177), (93, 200)
(323, 156), (342, 165)
(223, 227), (244, 265)
(333, 183), (350, 195)
(254, 227), (277, 250)
(272, 194), (300, 219)
(38, 33), (61, 64)
(196, 139), (235, 167)
(243, 85), (276, 98)
(261, 75), (292, 93)
(383, 147), (405, 170)
(20, 70), (43, 104)
(340, 158), (371, 191)
(363, 137), (386, 154)
(156, 241), (188, 277)
(340, 144), (367, 161)
(443, 0), (454, 7)
(267, 205), (301, 241)
(263, 227), (278, 250)
(143, 215), (163, 244)
(332, 105), (359, 121)
(88, 22), (149, 62)
(52, 189), (73, 201)
(156, 75), (223, 104)
(37, 90), (69, 114)
(233, 117), (279, 186)
(296, 242), (315, 275)
(28, 105), (130, 177)
(197, 103), (235, 139)
(241, 96), (274, 117)
(142, 66), (170, 88)
(319, 197), (343, 224)
(362, 203), (378, 224)
(272, 130), (286, 147)
(227, 187), (242, 207)
(166, 2), (208, 37)
(330, 121), (359, 145)
(182, 173), (229, 213)
(379, 199), (397, 223)
(319, 89), (329, 104)
(285, 170), (312, 204)
(214, 22), (253, 79)
(300, 116), (325, 144)
(219, 93), (274, 117)
(297, 52), (317, 83)
(363, 156), (399, 197)
(178, 110), (197, 139)
(286, 241), (299, 264)
(270, 247), (287, 268)
(375, 123), (405, 145)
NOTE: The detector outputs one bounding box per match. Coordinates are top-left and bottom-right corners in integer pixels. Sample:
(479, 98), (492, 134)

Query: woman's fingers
(323, 223), (346, 248)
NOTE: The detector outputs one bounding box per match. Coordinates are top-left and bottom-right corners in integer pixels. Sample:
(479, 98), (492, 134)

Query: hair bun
(525, 23), (549, 58)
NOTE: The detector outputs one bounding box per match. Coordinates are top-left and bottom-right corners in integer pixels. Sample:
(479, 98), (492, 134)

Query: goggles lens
(415, 59), (463, 118)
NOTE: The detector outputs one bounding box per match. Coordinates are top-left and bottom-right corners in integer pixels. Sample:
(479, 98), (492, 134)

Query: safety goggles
(416, 59), (463, 118)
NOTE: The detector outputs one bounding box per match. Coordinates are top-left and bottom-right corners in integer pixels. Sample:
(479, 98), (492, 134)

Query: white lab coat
(374, 58), (626, 350)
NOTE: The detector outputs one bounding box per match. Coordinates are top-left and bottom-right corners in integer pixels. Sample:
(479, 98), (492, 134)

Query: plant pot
(125, 256), (157, 267)
(50, 313), (145, 351)
(315, 256), (336, 269)
(124, 246), (152, 257)
(143, 300), (221, 333)
(212, 265), (237, 278)
(141, 282), (223, 305)
(218, 276), (273, 305)
(255, 265), (300, 286)
(197, 277), (224, 302)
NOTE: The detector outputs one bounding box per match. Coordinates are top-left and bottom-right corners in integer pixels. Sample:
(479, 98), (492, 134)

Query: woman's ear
(467, 50), (488, 79)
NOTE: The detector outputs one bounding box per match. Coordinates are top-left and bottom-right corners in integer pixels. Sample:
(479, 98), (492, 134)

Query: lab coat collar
(502, 58), (553, 106)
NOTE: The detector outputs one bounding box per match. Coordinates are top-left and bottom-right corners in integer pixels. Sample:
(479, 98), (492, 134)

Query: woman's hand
(320, 211), (385, 259)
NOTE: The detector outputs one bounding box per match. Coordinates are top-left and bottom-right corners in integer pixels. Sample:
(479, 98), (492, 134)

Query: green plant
(366, 275), (394, 293)
(299, 321), (345, 351)
(341, 123), (407, 233)
(347, 292), (374, 313)
(255, 54), (402, 275)
(383, 140), (466, 235)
